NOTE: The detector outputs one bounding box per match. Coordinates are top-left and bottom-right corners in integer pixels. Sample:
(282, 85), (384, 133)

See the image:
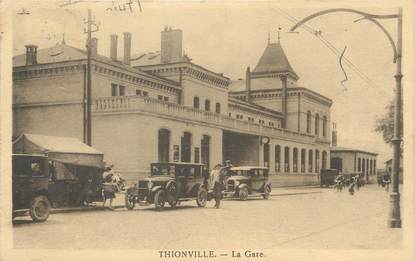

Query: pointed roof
(253, 42), (298, 79)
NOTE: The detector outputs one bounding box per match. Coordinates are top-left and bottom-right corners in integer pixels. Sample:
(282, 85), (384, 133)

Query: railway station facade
(12, 27), (332, 186)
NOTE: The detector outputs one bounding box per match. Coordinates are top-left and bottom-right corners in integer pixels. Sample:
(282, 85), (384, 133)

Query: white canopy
(13, 133), (104, 168)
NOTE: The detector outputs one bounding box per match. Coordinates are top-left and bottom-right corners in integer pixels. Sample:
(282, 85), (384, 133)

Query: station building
(12, 27), (332, 186)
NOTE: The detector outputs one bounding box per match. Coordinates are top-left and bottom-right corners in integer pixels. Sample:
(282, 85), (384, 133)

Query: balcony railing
(93, 96), (330, 144)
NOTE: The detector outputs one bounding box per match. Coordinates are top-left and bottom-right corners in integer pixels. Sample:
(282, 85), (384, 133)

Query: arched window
(358, 158), (362, 171)
(158, 129), (170, 162)
(181, 132), (192, 162)
(315, 150), (320, 173)
(370, 159), (373, 176)
(205, 99), (211, 111)
(264, 144), (270, 167)
(293, 148), (298, 172)
(306, 111), (311, 133)
(275, 145), (281, 173)
(215, 102), (221, 114)
(193, 96), (200, 109)
(362, 158), (366, 174)
(374, 160), (377, 176)
(301, 149), (306, 173)
(322, 116), (327, 137)
(284, 146), (290, 172)
(315, 114), (320, 136)
(322, 151), (327, 170)
(308, 149), (313, 172)
(201, 135), (210, 170)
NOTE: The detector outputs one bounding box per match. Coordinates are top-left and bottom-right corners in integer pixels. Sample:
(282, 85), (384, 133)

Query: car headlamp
(234, 180), (240, 186)
(147, 181), (153, 189)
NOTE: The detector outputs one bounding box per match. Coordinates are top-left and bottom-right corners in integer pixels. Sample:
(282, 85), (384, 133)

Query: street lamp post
(290, 8), (402, 228)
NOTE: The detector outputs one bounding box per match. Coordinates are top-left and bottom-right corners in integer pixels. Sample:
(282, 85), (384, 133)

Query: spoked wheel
(263, 185), (271, 199)
(29, 195), (51, 222)
(239, 187), (249, 201)
(154, 190), (166, 211)
(196, 187), (207, 207)
(125, 192), (136, 210)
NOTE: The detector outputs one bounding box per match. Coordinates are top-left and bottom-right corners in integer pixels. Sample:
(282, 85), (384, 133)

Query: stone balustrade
(93, 95), (330, 144)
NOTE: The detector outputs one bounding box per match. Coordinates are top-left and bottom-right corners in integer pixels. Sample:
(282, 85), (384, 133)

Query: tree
(375, 100), (403, 146)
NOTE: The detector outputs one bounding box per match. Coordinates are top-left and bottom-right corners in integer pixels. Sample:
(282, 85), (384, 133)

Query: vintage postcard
(0, 0), (414, 260)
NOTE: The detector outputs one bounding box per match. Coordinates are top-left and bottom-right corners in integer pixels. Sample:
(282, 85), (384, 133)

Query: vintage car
(125, 162), (209, 210)
(223, 166), (271, 200)
(13, 154), (52, 222)
(12, 153), (104, 222)
(320, 169), (340, 187)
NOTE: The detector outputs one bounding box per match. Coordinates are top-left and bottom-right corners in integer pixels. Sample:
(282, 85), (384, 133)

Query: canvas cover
(13, 133), (104, 168)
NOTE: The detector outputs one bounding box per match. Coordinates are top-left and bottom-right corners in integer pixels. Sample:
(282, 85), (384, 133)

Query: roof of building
(253, 42), (298, 79)
(228, 96), (283, 118)
(330, 146), (378, 156)
(12, 43), (180, 87)
(13, 44), (86, 67)
(129, 51), (193, 67)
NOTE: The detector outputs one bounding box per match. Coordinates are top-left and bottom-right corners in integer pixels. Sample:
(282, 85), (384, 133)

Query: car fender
(151, 185), (163, 193)
(237, 183), (249, 190)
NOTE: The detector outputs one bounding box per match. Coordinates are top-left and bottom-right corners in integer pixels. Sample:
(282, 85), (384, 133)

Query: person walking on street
(102, 163), (117, 209)
(209, 164), (224, 209)
(382, 172), (391, 192)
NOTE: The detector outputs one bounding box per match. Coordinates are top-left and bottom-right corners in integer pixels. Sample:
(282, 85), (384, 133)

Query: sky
(11, 0), (402, 164)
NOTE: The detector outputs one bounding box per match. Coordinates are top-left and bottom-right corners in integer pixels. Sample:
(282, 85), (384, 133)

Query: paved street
(13, 185), (402, 250)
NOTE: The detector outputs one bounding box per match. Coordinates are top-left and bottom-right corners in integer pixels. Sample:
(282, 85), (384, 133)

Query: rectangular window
(205, 99), (211, 111)
(136, 89), (142, 96)
(164, 96), (169, 102)
(111, 83), (118, 96)
(143, 91), (149, 97)
(158, 95), (163, 100)
(119, 85), (125, 96)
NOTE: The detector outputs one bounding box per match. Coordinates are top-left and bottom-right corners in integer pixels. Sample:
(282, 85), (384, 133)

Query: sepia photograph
(0, 0), (414, 260)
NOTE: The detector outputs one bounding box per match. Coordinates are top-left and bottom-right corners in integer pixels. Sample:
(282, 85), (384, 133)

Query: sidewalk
(51, 186), (323, 214)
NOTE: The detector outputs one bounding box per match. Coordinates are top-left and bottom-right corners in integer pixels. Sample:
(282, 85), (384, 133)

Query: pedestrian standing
(102, 163), (117, 209)
(209, 164), (223, 208)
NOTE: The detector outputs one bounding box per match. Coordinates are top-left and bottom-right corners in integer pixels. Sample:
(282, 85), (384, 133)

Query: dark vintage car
(125, 162), (209, 211)
(223, 166), (271, 200)
(320, 169), (340, 187)
(13, 154), (104, 222)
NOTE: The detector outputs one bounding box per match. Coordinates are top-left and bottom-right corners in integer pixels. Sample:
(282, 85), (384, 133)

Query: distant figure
(102, 163), (117, 209)
(382, 172), (391, 192)
(348, 176), (358, 195)
(334, 174), (345, 192)
(209, 164), (224, 209)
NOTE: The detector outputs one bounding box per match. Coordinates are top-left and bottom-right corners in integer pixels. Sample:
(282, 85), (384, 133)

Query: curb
(50, 190), (322, 214)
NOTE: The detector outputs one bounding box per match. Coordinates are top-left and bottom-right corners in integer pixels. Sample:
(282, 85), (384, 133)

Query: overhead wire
(276, 8), (385, 93)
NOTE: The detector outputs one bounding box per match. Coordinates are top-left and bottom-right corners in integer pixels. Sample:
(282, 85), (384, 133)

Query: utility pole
(290, 8), (402, 228)
(83, 9), (100, 146)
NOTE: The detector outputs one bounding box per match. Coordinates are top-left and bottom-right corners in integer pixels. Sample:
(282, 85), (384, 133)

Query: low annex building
(12, 27), (332, 187)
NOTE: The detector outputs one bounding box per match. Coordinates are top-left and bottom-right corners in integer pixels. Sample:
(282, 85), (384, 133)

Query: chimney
(332, 122), (337, 147)
(161, 26), (183, 63)
(110, 34), (118, 61)
(91, 37), (98, 56)
(25, 45), (38, 65)
(123, 32), (131, 65)
(281, 75), (288, 128)
(246, 66), (251, 102)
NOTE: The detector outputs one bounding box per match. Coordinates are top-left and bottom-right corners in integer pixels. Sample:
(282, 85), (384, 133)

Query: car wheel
(166, 182), (178, 208)
(154, 190), (165, 211)
(196, 187), (207, 207)
(263, 185), (271, 199)
(125, 192), (136, 210)
(29, 195), (51, 222)
(239, 187), (248, 201)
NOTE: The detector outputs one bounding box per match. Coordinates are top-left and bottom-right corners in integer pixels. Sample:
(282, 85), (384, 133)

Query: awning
(13, 133), (104, 168)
